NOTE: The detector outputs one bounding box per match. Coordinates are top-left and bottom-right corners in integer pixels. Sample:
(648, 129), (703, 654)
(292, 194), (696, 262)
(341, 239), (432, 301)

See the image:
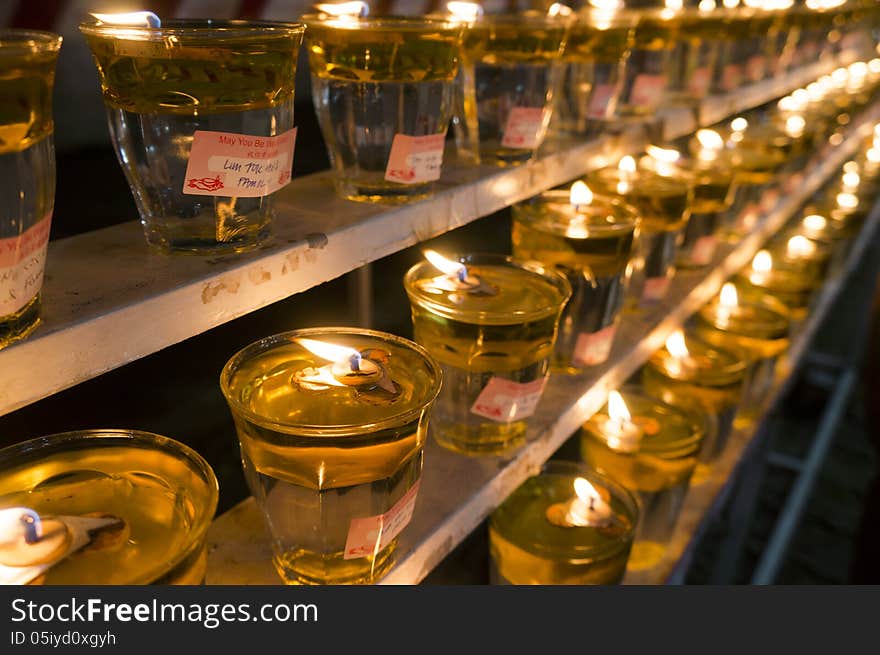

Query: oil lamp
(734, 249), (818, 320)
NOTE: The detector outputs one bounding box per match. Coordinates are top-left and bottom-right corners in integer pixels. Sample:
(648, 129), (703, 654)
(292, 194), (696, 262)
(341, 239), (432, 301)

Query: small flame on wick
(298, 338), (361, 364)
(696, 129), (724, 150)
(837, 192), (859, 210)
(666, 330), (690, 359)
(574, 477), (600, 503)
(720, 282), (739, 308)
(730, 117), (748, 133)
(547, 3), (573, 17)
(446, 1), (482, 21)
(569, 181), (593, 207)
(752, 250), (773, 274)
(842, 171), (861, 188)
(618, 155), (637, 174)
(803, 214), (827, 231)
(424, 249), (466, 277)
(646, 145), (681, 163)
(785, 115), (806, 137)
(607, 390), (631, 423)
(314, 1), (369, 17)
(90, 11), (161, 27)
(787, 235), (816, 259)
(843, 161), (860, 174)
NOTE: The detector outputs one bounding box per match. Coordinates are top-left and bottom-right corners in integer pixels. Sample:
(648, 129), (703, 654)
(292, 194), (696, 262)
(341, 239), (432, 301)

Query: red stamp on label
(343, 481), (420, 560)
(631, 74), (667, 108)
(690, 235), (717, 266)
(183, 128), (296, 198)
(501, 107), (547, 150)
(573, 324), (617, 366)
(471, 376), (548, 423)
(642, 275), (671, 302)
(384, 132), (446, 185)
(0, 212), (51, 316)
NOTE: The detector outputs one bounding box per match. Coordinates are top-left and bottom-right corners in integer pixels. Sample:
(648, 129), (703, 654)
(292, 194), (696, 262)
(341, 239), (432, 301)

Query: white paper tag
(470, 376), (548, 423)
(573, 323), (617, 366)
(587, 84), (615, 119)
(722, 64), (741, 91)
(384, 132), (446, 185)
(183, 128), (296, 198)
(746, 55), (766, 81)
(642, 275), (671, 302)
(690, 235), (718, 266)
(0, 212), (51, 316)
(343, 481), (420, 560)
(761, 188), (780, 212)
(688, 67), (712, 97)
(501, 107), (546, 150)
(631, 74), (666, 108)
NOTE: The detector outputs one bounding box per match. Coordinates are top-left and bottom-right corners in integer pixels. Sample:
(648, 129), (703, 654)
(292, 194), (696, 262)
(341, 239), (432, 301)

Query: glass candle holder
(511, 184), (637, 372)
(552, 8), (635, 137)
(769, 232), (834, 282)
(814, 189), (870, 241)
(303, 15), (462, 203)
(489, 461), (638, 585)
(711, 6), (749, 94)
(453, 12), (569, 166)
(642, 330), (747, 484)
(741, 6), (773, 84)
(580, 388), (703, 572)
(0, 30), (61, 349)
(666, 6), (723, 105)
(404, 253), (570, 455)
(734, 250), (820, 322)
(617, 8), (679, 120)
(588, 157), (692, 307)
(221, 328), (442, 585)
(789, 211), (850, 276)
(0, 429), (218, 585)
(80, 18), (304, 255)
(694, 283), (790, 426)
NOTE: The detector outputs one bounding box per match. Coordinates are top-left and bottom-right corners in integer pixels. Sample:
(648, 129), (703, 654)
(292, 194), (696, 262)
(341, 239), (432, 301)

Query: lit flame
(548, 3), (573, 17)
(607, 390), (632, 423)
(803, 214), (827, 232)
(785, 115), (806, 137)
(446, 1), (482, 21)
(720, 282), (739, 308)
(696, 129), (724, 150)
(837, 192), (859, 210)
(752, 250), (773, 274)
(298, 338), (360, 363)
(831, 67), (849, 85)
(574, 477), (600, 503)
(646, 145), (681, 163)
(787, 235), (816, 259)
(618, 155), (636, 175)
(867, 148), (880, 164)
(666, 330), (690, 359)
(664, 0), (684, 10)
(869, 59), (880, 74)
(90, 11), (161, 27)
(843, 160), (860, 174)
(589, 0), (624, 9)
(424, 249), (466, 277)
(842, 171), (861, 189)
(569, 181), (593, 207)
(849, 61), (869, 78)
(730, 117), (748, 132)
(722, 0), (740, 7)
(806, 82), (825, 101)
(315, 1), (369, 17)
(698, 0), (716, 11)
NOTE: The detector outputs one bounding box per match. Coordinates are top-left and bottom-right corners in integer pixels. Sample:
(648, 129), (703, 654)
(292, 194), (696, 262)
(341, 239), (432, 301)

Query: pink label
(183, 128), (296, 198)
(384, 132), (446, 185)
(587, 84), (615, 119)
(471, 376), (548, 423)
(501, 107), (546, 150)
(690, 235), (717, 266)
(737, 203), (761, 232)
(631, 74), (666, 108)
(722, 64), (741, 91)
(761, 188), (780, 212)
(573, 323), (617, 366)
(688, 67), (712, 97)
(0, 212), (51, 316)
(785, 172), (804, 193)
(642, 275), (671, 302)
(746, 55), (766, 81)
(343, 481), (420, 560)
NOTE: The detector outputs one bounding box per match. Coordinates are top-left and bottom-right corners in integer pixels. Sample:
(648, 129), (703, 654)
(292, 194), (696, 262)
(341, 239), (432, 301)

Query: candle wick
(588, 497), (596, 512)
(457, 266), (468, 283)
(349, 352), (361, 372)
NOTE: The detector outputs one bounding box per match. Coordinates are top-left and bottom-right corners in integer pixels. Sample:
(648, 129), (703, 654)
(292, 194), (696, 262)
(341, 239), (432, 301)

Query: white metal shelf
(0, 58), (846, 419)
(204, 100), (880, 586)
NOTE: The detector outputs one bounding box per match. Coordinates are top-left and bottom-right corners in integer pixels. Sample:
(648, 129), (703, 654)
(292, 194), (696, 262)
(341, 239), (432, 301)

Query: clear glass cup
(552, 9), (635, 138)
(404, 253), (570, 455)
(666, 7), (723, 106)
(453, 12), (570, 166)
(303, 15), (463, 203)
(80, 18), (304, 255)
(616, 8), (679, 121)
(0, 429), (218, 585)
(0, 30), (61, 349)
(221, 327), (442, 585)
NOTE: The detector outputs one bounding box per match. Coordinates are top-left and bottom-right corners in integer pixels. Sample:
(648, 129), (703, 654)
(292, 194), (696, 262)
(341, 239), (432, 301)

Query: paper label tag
(785, 172), (804, 193)
(471, 376), (548, 423)
(573, 323), (617, 366)
(384, 132), (446, 185)
(722, 64), (741, 91)
(0, 212), (51, 316)
(631, 74), (666, 108)
(736, 203), (761, 232)
(343, 480), (420, 560)
(501, 107), (546, 150)
(588, 84), (615, 119)
(746, 55), (766, 81)
(183, 128), (296, 198)
(688, 67), (712, 97)
(761, 188), (780, 212)
(690, 235), (718, 266)
(642, 275), (671, 302)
